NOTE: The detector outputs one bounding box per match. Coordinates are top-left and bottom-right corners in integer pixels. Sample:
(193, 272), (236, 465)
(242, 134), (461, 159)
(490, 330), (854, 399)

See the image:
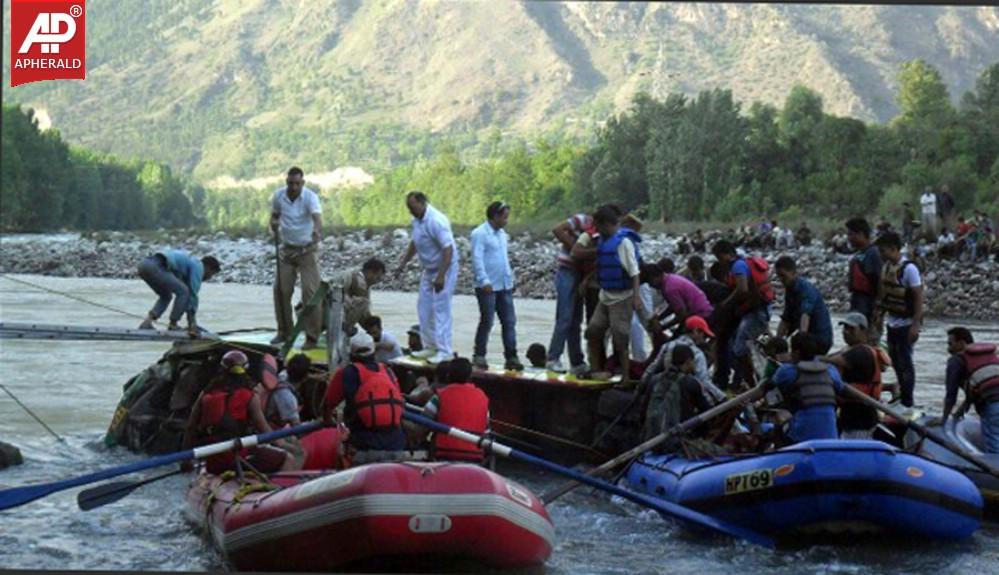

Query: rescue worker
(768, 333), (845, 443)
(640, 345), (713, 453)
(329, 257), (386, 335)
(323, 332), (408, 463)
(182, 350), (302, 474)
(642, 316), (726, 406)
(712, 240), (774, 390)
(279, 353), (325, 422)
(845, 217), (882, 342)
(547, 210), (596, 374)
(584, 205), (646, 381)
(422, 357), (491, 463)
(876, 231), (924, 409)
(396, 191), (459, 364)
(137, 249), (221, 337)
(775, 255), (833, 355)
(640, 263), (713, 334)
(819, 312), (890, 438)
(934, 327), (999, 453)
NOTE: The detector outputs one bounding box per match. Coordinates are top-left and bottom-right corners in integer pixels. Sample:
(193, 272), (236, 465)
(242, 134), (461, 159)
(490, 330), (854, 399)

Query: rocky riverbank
(2, 230), (997, 320)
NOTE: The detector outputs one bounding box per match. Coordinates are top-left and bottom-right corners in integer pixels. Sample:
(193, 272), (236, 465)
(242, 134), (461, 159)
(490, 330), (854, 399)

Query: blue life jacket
(596, 228), (642, 291)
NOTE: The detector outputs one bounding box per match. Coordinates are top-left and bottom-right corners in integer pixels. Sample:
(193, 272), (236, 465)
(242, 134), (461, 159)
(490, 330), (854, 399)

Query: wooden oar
(77, 468), (185, 511)
(0, 421), (322, 511)
(402, 409), (774, 548)
(541, 384), (766, 504)
(840, 385), (999, 481)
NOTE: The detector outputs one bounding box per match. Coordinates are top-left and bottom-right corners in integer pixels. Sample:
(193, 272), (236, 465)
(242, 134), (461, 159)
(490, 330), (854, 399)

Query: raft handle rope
(0, 383), (65, 443)
(0, 273), (152, 323)
(489, 417), (607, 457)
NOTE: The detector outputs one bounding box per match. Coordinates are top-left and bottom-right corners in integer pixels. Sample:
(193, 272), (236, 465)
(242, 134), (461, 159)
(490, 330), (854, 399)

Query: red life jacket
(349, 362), (404, 431)
(198, 385), (255, 474)
(727, 257), (774, 314)
(432, 383), (490, 462)
(848, 256), (874, 296)
(963, 343), (999, 401)
(846, 345), (884, 400)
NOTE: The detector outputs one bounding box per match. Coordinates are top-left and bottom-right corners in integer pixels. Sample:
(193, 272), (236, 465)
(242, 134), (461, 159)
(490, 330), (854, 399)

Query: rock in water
(0, 440), (24, 469)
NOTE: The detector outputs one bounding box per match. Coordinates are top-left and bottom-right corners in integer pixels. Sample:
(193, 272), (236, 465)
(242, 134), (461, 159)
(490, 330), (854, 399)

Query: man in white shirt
(920, 187), (939, 241)
(361, 315), (403, 363)
(470, 201), (523, 371)
(396, 191), (459, 364)
(270, 167), (323, 348)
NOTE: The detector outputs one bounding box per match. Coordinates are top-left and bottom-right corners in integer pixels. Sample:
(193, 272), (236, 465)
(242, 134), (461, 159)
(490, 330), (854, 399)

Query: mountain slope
(3, 1), (998, 181)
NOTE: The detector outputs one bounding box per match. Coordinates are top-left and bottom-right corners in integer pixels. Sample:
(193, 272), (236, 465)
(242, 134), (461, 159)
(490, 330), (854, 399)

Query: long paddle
(402, 410), (775, 548)
(77, 468), (184, 511)
(542, 384), (766, 504)
(840, 385), (999, 481)
(0, 421), (322, 512)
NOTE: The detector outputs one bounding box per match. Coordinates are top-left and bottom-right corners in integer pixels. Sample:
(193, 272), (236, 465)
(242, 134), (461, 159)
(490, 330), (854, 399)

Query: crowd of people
(138, 166), (999, 473)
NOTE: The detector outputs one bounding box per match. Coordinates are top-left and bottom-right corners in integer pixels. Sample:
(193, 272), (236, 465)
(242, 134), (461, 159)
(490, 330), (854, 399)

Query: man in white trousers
(396, 191), (459, 364)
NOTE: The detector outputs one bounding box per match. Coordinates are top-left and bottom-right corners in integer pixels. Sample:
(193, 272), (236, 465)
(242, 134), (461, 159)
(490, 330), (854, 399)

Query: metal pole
(326, 281), (345, 369)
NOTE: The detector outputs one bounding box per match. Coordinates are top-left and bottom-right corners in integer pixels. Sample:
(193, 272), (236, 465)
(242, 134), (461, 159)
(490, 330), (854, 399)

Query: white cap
(349, 332), (375, 356)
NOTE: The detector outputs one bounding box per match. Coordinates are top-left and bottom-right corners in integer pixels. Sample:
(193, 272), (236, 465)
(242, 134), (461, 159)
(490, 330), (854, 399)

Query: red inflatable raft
(184, 431), (555, 571)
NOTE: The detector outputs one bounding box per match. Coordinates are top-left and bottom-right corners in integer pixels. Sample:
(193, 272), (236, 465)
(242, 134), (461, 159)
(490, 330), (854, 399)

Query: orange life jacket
(432, 383), (490, 462)
(963, 343), (999, 402)
(349, 362), (404, 431)
(197, 384), (255, 474)
(848, 256), (874, 296)
(727, 256), (774, 314)
(847, 345), (884, 400)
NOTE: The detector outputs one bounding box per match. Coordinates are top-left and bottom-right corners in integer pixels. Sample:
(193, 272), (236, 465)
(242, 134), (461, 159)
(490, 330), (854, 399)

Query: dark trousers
(474, 288), (517, 359)
(887, 324), (916, 407)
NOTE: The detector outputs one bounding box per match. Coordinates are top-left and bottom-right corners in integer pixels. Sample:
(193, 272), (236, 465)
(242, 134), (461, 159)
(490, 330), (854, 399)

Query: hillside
(3, 2), (998, 182)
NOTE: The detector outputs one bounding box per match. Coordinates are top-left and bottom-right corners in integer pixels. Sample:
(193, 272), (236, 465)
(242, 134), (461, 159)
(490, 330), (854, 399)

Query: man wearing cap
(396, 191), (459, 365)
(271, 166), (324, 348)
(775, 255), (833, 356)
(323, 332), (408, 462)
(470, 201), (523, 371)
(820, 312), (891, 437)
(642, 316), (727, 406)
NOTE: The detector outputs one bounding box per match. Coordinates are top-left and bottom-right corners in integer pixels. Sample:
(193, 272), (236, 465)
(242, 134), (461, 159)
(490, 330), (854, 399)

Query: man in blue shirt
(470, 201), (523, 371)
(137, 249), (220, 337)
(775, 255), (833, 355)
(770, 333), (845, 443)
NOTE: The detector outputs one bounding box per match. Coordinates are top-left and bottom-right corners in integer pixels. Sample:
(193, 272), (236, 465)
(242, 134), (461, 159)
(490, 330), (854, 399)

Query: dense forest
(2, 59), (997, 232)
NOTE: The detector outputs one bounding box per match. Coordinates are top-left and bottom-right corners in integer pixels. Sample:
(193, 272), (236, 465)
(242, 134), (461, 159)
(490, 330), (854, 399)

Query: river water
(1, 274), (997, 573)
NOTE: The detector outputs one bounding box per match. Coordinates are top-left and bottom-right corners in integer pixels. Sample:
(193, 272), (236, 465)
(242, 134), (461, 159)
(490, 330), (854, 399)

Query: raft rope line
(489, 417), (607, 457)
(0, 273), (154, 323)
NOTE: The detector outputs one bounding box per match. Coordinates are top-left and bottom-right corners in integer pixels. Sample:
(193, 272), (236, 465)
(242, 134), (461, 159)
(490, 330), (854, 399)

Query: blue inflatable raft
(625, 439), (983, 540)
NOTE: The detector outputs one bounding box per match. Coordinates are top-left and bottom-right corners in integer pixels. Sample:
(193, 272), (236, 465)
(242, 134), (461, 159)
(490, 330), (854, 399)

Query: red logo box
(9, 0), (86, 87)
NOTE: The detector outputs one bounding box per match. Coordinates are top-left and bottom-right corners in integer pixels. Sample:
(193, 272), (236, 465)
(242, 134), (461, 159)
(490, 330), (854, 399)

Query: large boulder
(0, 440), (23, 469)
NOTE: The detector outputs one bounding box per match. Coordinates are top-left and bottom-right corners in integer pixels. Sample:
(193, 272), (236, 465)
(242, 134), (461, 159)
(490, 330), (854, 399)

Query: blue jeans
(732, 306), (770, 358)
(979, 400), (999, 454)
(887, 324), (916, 407)
(547, 267), (585, 366)
(137, 255), (190, 324)
(474, 288), (517, 359)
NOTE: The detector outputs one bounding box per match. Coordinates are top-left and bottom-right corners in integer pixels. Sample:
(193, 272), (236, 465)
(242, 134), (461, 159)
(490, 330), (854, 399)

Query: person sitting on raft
(420, 357), (491, 463)
(182, 350), (303, 474)
(768, 333), (846, 444)
(932, 327), (999, 454)
(640, 344), (713, 454)
(323, 332), (410, 464)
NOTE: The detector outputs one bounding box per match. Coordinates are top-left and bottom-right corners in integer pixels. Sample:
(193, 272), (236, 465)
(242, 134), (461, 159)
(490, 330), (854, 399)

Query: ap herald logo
(10, 0), (86, 87)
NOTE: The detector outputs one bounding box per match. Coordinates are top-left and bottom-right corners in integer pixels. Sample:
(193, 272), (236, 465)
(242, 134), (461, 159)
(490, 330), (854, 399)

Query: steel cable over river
(1, 275), (998, 573)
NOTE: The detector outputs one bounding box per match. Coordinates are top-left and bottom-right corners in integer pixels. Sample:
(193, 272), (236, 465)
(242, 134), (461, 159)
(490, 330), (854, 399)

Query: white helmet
(349, 331), (375, 356)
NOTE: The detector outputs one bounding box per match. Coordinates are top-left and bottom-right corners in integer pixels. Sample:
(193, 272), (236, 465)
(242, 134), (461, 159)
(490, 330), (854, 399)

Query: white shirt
(470, 221), (514, 290)
(920, 192), (937, 216)
(272, 187), (321, 246)
(412, 204), (458, 273)
(886, 257), (922, 329)
(374, 330), (403, 363)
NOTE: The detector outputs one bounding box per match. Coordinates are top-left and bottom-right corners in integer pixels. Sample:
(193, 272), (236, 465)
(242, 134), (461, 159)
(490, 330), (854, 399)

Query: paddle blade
(0, 482), (61, 511)
(77, 479), (147, 511)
